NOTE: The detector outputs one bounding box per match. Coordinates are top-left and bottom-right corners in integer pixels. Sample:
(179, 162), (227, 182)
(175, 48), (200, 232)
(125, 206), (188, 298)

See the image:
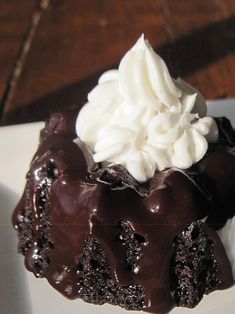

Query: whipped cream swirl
(76, 35), (218, 182)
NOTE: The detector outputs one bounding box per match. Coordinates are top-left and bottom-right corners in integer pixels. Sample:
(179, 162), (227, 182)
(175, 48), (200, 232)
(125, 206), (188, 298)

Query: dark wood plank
(162, 0), (235, 99)
(0, 0), (37, 104)
(2, 0), (235, 125)
(0, 0), (49, 121)
(1, 0), (168, 124)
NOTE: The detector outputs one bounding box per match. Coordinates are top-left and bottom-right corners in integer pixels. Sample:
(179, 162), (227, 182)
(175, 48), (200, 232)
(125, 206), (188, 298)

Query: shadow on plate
(0, 183), (32, 314)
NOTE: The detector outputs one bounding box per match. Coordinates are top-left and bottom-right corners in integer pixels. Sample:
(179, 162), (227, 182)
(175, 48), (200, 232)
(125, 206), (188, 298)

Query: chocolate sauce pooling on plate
(12, 112), (235, 313)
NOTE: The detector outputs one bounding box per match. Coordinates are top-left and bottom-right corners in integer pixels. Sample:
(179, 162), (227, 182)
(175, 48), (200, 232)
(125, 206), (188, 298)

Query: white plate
(0, 100), (235, 314)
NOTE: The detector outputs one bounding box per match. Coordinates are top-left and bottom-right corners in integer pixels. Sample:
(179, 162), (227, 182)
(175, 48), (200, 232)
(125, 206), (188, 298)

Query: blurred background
(0, 0), (235, 125)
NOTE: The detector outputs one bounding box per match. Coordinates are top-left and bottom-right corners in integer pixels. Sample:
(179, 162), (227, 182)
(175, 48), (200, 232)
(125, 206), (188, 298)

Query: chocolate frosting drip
(187, 117), (235, 229)
(12, 112), (234, 313)
(214, 117), (235, 147)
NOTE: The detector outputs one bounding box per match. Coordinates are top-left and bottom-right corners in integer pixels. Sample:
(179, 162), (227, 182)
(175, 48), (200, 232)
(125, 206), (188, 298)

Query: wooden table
(1, 0), (235, 125)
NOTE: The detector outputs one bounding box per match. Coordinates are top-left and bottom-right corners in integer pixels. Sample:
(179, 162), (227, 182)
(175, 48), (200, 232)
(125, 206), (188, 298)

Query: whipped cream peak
(76, 35), (218, 182)
(118, 34), (182, 110)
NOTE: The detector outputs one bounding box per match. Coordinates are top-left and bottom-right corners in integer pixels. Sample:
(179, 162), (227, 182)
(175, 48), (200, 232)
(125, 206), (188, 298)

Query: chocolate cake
(12, 110), (235, 313)
(12, 36), (235, 313)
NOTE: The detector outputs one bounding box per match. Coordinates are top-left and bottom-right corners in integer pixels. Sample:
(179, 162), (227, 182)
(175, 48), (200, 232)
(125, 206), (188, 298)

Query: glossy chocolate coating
(12, 112), (234, 313)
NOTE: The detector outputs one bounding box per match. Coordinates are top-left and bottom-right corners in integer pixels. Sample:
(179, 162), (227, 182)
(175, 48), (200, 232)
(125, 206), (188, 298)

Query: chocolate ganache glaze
(13, 110), (235, 313)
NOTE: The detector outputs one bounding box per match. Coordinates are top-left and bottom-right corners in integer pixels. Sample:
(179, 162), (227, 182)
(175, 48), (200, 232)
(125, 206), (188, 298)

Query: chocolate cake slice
(12, 36), (235, 314)
(170, 221), (232, 308)
(12, 111), (235, 314)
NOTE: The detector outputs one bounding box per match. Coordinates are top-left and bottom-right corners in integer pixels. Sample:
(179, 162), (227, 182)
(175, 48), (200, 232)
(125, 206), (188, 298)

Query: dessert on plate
(12, 35), (235, 314)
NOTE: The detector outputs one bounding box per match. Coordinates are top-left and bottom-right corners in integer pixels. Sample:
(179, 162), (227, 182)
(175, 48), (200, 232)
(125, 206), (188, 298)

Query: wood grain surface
(1, 0), (235, 125)
(0, 0), (36, 104)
